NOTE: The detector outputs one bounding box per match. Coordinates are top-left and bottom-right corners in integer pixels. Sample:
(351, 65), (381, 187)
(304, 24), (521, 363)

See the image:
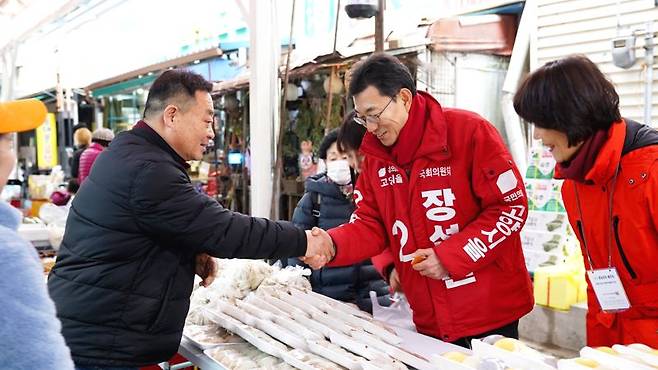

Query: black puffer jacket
(70, 145), (86, 179)
(289, 173), (390, 313)
(48, 123), (306, 367)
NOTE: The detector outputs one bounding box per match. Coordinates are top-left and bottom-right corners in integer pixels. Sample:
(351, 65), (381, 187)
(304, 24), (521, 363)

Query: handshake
(301, 227), (335, 270)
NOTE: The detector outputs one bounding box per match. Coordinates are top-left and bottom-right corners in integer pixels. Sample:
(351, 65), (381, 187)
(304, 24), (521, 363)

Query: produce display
(429, 339), (658, 370)
(205, 343), (295, 370)
(183, 259), (658, 370)
(183, 324), (244, 349)
(564, 345), (658, 370)
(184, 260), (431, 370)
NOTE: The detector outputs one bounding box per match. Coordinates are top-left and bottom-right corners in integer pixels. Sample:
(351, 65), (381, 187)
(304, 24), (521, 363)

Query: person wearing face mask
(337, 111), (404, 294)
(288, 128), (391, 313)
(337, 110), (366, 174)
(514, 55), (658, 347)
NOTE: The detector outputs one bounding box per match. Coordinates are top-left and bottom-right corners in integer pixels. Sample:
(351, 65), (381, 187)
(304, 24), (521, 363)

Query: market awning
(211, 24), (430, 96)
(86, 47), (223, 96)
(427, 14), (518, 56)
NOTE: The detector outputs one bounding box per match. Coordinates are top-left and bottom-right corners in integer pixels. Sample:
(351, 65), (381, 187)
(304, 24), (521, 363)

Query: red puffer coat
(328, 92), (533, 342)
(558, 119), (658, 347)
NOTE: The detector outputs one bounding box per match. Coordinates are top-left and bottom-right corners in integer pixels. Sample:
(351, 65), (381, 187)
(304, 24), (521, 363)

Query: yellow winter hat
(0, 99), (48, 134)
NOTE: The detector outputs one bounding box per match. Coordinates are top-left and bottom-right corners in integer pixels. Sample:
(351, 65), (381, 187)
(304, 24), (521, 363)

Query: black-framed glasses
(353, 96), (394, 127)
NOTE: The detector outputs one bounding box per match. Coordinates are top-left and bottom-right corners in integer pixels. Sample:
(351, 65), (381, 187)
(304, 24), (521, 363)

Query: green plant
(293, 97), (343, 152)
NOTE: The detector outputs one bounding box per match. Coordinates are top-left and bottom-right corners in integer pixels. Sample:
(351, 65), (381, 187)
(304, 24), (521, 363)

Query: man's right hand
(301, 227), (335, 269)
(389, 267), (402, 293)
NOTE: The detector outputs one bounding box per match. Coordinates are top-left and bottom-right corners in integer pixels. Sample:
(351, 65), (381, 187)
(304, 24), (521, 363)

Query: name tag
(587, 268), (631, 312)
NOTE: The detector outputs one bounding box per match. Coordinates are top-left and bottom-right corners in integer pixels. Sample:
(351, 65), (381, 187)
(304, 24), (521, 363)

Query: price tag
(587, 268), (631, 312)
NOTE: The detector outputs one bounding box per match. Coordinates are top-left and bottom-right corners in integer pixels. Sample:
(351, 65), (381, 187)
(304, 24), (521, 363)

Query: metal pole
(500, 0), (535, 170)
(325, 66), (336, 134)
(241, 91), (248, 213)
(0, 43), (20, 179)
(644, 21), (654, 125)
(375, 0), (385, 52)
(249, 0), (279, 217)
(333, 0), (341, 53)
(271, 0), (297, 220)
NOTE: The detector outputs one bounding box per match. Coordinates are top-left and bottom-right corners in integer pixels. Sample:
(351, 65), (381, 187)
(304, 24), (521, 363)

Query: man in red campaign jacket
(314, 53), (534, 347)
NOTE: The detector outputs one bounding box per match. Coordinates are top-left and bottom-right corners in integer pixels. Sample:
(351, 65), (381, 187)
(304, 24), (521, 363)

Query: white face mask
(326, 159), (352, 185)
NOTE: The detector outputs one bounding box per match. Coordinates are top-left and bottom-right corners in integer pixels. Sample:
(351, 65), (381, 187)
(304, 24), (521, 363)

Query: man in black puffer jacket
(48, 70), (334, 369)
(289, 129), (391, 313)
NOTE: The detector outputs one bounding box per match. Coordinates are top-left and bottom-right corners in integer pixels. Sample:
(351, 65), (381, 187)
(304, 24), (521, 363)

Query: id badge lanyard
(574, 164), (631, 313)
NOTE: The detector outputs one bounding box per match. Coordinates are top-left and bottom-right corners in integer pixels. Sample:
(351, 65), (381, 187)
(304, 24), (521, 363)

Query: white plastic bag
(39, 203), (68, 251)
(47, 221), (66, 251)
(370, 291), (416, 331)
(38, 203), (68, 225)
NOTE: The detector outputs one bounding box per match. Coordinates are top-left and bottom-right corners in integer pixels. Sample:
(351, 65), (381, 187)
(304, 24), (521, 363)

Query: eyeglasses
(353, 96), (394, 127)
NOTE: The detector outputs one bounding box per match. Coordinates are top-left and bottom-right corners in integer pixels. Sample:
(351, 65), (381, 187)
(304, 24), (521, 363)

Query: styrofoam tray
(349, 329), (431, 369)
(305, 289), (372, 319)
(580, 346), (655, 370)
(245, 293), (290, 318)
(202, 307), (244, 333)
(277, 290), (326, 317)
(311, 311), (354, 335)
(204, 343), (289, 369)
(273, 315), (324, 341)
(183, 324), (245, 350)
(260, 293), (310, 319)
(307, 340), (362, 370)
(216, 299), (258, 326)
(288, 287), (332, 313)
(557, 358), (615, 370)
(430, 354), (477, 370)
(281, 349), (345, 370)
(326, 306), (402, 345)
(329, 331), (390, 361)
(255, 318), (309, 350)
(203, 343), (256, 369)
(471, 339), (556, 370)
(612, 344), (658, 367)
(360, 358), (409, 370)
(234, 324), (288, 358)
(289, 312), (339, 339)
(235, 299), (275, 321)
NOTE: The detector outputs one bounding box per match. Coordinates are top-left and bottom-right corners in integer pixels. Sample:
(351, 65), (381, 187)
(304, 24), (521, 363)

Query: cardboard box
(534, 265), (579, 310)
(521, 229), (566, 253)
(522, 249), (565, 273)
(525, 210), (569, 234)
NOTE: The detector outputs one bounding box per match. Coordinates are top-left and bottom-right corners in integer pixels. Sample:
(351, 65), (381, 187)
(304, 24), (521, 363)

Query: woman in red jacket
(514, 55), (658, 347)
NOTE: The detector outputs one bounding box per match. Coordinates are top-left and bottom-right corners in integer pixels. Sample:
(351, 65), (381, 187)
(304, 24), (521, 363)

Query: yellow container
(534, 265), (578, 310)
(29, 199), (50, 218)
(577, 278), (588, 303)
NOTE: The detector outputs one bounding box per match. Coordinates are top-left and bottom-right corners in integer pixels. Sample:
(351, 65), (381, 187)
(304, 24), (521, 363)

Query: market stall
(170, 259), (460, 370)
(157, 259), (658, 370)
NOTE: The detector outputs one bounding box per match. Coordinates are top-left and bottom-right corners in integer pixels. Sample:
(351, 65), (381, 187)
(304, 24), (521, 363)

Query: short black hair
(318, 129), (340, 160)
(143, 69), (213, 118)
(337, 110), (366, 152)
(514, 55), (621, 147)
(349, 53), (417, 98)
